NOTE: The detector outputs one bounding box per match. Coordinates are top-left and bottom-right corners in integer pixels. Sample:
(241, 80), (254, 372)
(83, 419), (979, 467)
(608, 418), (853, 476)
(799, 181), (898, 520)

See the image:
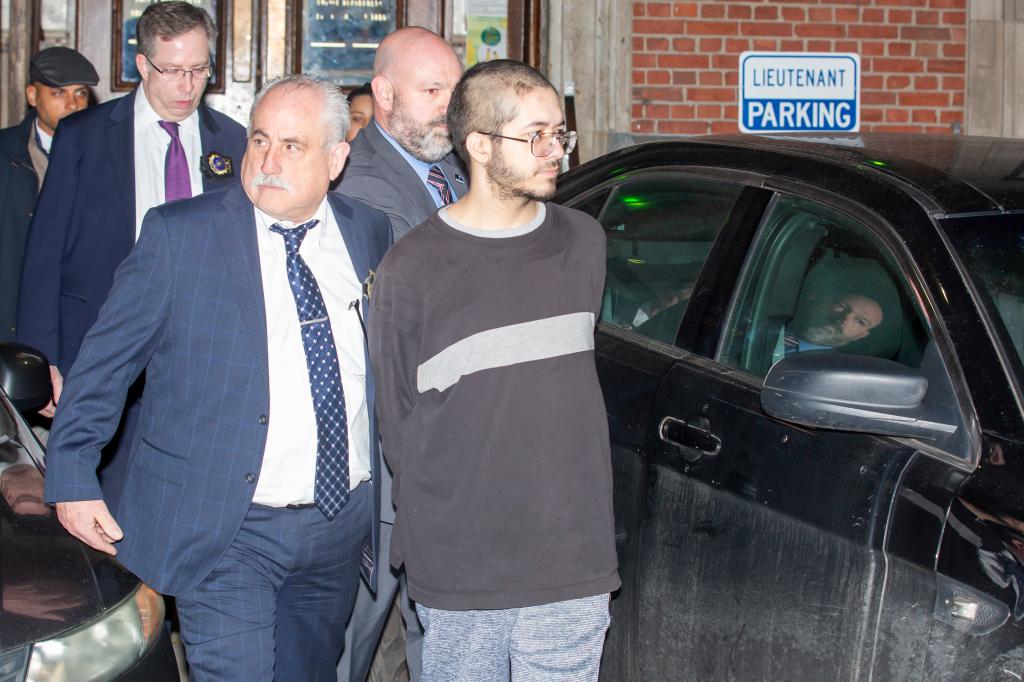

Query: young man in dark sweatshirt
(368, 59), (619, 681)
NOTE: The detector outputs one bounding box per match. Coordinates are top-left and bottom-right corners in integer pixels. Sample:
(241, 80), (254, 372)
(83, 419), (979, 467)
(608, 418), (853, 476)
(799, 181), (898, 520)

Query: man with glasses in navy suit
(17, 1), (245, 514)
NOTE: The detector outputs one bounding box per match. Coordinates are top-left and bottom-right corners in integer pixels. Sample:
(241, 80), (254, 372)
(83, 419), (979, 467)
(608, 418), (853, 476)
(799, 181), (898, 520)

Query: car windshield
(942, 215), (1024, 372)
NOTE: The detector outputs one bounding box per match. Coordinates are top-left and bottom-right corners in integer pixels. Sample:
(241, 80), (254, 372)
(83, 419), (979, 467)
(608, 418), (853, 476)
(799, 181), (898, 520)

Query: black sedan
(0, 344), (178, 682)
(554, 134), (1024, 681)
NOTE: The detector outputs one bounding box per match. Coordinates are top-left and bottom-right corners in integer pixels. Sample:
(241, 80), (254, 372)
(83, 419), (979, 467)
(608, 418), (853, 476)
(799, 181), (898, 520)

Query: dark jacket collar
(198, 101), (222, 136)
(110, 87), (221, 136)
(108, 87), (137, 125)
(0, 112), (36, 164)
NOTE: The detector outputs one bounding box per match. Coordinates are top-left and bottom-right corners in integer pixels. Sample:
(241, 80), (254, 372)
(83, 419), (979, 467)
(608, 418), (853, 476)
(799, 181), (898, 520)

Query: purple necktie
(158, 120), (192, 203)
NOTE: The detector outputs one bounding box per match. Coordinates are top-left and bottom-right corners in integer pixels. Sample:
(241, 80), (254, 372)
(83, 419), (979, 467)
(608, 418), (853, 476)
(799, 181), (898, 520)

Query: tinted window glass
(572, 187), (612, 220)
(717, 195), (970, 458)
(718, 195), (931, 377)
(942, 215), (1024, 371)
(597, 177), (744, 345)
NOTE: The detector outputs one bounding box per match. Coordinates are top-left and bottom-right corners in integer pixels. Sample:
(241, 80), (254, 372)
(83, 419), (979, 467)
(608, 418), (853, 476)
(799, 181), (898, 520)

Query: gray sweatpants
(415, 593), (611, 682)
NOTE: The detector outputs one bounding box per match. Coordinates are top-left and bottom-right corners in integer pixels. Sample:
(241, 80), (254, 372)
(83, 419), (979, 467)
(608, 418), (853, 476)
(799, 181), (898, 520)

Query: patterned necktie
(427, 165), (453, 205)
(269, 219), (350, 518)
(158, 120), (192, 203)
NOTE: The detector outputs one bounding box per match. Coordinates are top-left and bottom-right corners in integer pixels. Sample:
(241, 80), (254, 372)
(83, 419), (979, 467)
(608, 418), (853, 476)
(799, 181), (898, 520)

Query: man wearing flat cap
(0, 46), (98, 345)
(17, 1), (246, 515)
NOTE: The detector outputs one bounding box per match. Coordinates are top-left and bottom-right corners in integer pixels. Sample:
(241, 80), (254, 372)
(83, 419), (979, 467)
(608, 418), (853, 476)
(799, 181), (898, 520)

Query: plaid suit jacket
(43, 182), (392, 595)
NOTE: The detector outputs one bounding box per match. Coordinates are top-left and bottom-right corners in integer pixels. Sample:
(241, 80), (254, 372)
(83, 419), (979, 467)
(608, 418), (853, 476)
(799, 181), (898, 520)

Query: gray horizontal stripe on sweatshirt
(416, 312), (596, 394)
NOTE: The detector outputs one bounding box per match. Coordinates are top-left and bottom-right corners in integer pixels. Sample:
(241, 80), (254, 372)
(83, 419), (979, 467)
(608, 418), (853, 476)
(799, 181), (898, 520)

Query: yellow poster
(466, 14), (507, 67)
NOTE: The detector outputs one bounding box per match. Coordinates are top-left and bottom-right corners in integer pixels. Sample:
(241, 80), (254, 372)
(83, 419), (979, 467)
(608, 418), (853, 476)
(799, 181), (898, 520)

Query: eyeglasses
(480, 130), (578, 157)
(144, 56), (213, 82)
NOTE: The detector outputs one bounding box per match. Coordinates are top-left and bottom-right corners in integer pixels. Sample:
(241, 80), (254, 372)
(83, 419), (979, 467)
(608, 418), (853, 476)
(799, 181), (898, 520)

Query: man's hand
(38, 365), (64, 418)
(55, 499), (123, 555)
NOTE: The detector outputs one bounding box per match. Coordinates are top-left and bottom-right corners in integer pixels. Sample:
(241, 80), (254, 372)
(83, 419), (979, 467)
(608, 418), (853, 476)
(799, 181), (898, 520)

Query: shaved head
(447, 59), (557, 164)
(370, 27), (463, 161)
(373, 27), (452, 79)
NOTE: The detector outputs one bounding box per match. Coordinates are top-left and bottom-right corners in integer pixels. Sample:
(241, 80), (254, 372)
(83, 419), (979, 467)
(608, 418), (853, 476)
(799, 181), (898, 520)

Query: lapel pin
(454, 173), (466, 185)
(201, 151), (234, 178)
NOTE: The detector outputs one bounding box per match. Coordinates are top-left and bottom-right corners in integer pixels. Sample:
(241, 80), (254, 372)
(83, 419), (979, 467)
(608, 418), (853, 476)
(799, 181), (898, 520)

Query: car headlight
(24, 583), (164, 682)
(0, 647), (30, 682)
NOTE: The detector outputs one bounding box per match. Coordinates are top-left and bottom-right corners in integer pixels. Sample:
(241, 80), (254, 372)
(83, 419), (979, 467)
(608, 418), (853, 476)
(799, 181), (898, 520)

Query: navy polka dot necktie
(270, 219), (349, 518)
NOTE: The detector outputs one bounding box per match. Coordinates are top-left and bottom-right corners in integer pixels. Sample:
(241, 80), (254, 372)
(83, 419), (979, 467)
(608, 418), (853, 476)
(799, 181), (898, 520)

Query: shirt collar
(134, 84), (200, 138)
(255, 196), (331, 248)
(34, 122), (53, 153)
(797, 338), (832, 353)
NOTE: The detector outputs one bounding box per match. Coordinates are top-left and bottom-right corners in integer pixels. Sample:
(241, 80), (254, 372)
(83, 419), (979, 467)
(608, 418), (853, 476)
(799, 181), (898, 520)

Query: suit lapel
(215, 184), (269, 376)
(364, 123), (438, 219)
(439, 153), (468, 200)
(328, 193), (369, 282)
(108, 90), (137, 245)
(198, 105), (224, 193)
(214, 189), (369, 380)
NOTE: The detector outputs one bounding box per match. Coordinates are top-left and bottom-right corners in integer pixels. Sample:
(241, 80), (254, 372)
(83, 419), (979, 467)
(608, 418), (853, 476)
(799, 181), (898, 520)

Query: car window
(941, 215), (1024, 371)
(572, 187), (612, 220)
(718, 194), (975, 459)
(718, 195), (931, 378)
(596, 177), (745, 345)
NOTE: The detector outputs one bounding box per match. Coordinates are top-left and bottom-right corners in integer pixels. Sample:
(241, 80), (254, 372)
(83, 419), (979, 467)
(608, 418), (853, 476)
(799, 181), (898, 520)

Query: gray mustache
(252, 173), (292, 192)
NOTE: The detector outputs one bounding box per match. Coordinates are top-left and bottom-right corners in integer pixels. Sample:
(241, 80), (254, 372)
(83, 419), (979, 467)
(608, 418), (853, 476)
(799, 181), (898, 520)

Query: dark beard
(485, 148), (558, 203)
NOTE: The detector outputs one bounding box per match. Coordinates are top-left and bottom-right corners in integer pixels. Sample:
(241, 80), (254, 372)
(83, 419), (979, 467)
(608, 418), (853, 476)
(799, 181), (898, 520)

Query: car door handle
(658, 416), (722, 459)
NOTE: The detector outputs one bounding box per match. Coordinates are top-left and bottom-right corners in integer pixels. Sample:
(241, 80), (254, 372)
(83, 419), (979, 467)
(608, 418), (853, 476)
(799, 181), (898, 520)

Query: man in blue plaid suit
(43, 74), (392, 681)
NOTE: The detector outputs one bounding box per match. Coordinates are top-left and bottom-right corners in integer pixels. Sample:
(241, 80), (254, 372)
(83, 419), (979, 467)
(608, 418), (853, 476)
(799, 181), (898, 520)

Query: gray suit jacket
(336, 120), (467, 240)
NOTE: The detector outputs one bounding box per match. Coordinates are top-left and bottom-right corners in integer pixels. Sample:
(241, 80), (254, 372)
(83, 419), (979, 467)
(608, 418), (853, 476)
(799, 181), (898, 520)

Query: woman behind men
(346, 83), (374, 141)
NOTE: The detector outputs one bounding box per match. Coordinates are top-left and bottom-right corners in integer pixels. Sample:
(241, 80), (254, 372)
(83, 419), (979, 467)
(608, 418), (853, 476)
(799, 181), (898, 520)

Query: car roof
(583, 134), (1024, 216)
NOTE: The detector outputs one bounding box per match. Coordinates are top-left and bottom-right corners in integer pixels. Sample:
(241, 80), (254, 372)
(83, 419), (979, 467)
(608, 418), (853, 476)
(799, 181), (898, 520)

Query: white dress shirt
(133, 84), (203, 239)
(35, 123), (53, 153)
(252, 198), (371, 507)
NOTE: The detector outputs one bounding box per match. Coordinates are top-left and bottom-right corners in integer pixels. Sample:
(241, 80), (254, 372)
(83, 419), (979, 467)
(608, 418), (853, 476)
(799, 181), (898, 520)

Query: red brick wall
(631, 0), (967, 136)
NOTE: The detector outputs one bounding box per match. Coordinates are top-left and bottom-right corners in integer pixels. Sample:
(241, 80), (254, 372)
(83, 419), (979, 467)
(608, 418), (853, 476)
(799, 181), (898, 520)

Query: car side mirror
(760, 352), (958, 440)
(0, 343), (52, 414)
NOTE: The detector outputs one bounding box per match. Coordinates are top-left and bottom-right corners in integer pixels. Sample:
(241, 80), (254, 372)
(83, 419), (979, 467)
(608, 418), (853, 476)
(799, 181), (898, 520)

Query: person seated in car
(770, 258), (902, 367)
(626, 285), (694, 343)
(773, 292), (884, 361)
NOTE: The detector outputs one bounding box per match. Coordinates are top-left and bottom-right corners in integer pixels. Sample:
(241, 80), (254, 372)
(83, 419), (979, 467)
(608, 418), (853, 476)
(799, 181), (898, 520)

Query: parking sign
(739, 53), (860, 133)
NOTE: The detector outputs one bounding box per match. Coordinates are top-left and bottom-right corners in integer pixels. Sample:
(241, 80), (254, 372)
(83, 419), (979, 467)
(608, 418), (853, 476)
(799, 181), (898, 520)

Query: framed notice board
(297, 0), (402, 86)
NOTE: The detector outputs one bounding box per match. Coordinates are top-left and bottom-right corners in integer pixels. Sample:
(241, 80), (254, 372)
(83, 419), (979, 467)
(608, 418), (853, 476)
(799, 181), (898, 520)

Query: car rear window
(594, 176), (745, 345)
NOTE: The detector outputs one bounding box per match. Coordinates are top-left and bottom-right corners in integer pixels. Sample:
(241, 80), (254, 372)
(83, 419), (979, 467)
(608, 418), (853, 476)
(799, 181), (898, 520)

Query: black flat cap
(29, 47), (99, 87)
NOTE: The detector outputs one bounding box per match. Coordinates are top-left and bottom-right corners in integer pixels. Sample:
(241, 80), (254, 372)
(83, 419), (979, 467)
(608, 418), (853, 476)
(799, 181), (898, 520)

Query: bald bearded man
(335, 27), (467, 240)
